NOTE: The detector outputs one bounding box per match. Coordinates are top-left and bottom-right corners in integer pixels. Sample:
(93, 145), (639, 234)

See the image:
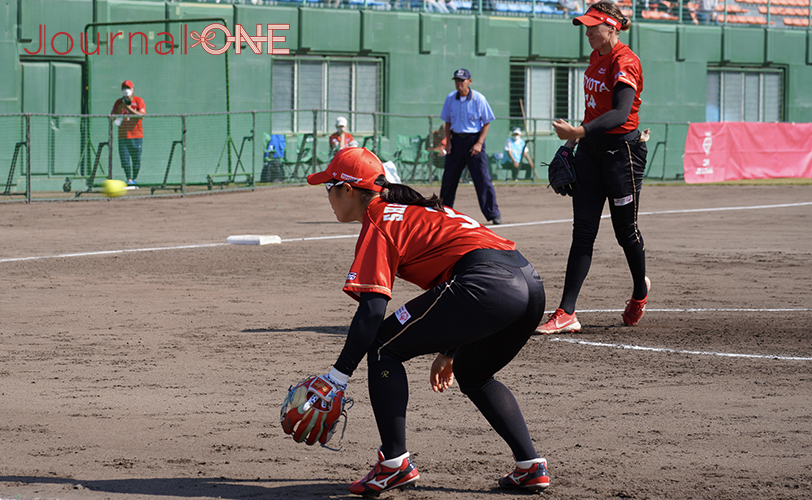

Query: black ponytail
(376, 175), (445, 211)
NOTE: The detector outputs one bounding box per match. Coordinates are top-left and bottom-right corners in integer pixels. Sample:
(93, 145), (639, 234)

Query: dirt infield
(2, 183), (811, 500)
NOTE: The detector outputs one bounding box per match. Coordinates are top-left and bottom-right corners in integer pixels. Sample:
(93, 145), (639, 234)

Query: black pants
(559, 130), (648, 313)
(366, 249), (545, 461)
(440, 133), (501, 221)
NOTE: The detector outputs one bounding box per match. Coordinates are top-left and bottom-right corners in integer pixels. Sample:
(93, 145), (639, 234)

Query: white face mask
(122, 88), (133, 97)
(511, 135), (520, 142)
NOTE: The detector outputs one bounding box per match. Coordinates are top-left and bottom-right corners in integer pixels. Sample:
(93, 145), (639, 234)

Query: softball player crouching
(302, 147), (550, 495)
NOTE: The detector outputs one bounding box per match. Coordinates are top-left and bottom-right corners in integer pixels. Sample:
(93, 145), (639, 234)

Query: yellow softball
(101, 179), (128, 198)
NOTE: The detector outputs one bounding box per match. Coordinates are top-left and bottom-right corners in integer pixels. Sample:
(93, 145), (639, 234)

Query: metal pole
(373, 112), (378, 154)
(312, 109), (318, 175)
(252, 111), (256, 190)
(429, 115), (435, 183)
(181, 115), (187, 197)
(108, 115), (114, 180)
(531, 117), (537, 182)
(25, 114), (31, 203)
(661, 122), (669, 181)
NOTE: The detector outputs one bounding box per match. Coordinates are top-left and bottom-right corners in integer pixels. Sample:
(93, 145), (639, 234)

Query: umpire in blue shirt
(440, 68), (502, 224)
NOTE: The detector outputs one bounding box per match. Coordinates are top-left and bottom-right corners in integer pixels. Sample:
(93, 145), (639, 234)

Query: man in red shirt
(111, 80), (146, 185)
(296, 148), (551, 496)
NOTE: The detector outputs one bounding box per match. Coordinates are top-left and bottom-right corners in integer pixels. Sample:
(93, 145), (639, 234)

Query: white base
(226, 235), (282, 245)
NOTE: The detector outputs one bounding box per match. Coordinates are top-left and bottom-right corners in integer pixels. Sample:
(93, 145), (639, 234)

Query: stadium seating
(758, 5), (809, 14)
(717, 13), (768, 23)
(207, 0), (809, 28)
(717, 4), (749, 12)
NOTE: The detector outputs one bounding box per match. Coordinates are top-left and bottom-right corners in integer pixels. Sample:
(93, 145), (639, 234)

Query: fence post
(428, 115), (435, 182)
(661, 122), (669, 181)
(181, 115), (187, 197)
(108, 115), (114, 181)
(25, 113), (31, 203)
(373, 112), (379, 154)
(766, 0), (771, 27)
(252, 110), (257, 190)
(531, 117), (537, 183)
(312, 109), (318, 175)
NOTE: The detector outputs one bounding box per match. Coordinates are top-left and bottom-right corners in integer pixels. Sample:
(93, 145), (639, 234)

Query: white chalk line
(2, 200), (809, 362)
(541, 307), (812, 361)
(564, 307), (812, 313)
(0, 243), (226, 263)
(494, 200), (812, 229)
(3, 200), (810, 264)
(547, 337), (812, 361)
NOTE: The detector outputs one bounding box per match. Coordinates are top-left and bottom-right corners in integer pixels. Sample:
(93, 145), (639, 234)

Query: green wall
(3, 0), (812, 184)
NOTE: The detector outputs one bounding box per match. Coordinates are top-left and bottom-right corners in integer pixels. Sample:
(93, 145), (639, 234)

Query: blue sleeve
(479, 94), (495, 125)
(440, 94), (452, 123)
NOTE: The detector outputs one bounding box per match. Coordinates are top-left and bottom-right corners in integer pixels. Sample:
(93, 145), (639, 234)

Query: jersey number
(426, 207), (481, 229)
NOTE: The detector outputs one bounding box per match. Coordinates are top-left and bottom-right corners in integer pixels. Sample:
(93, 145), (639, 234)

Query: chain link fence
(1, 110), (684, 202)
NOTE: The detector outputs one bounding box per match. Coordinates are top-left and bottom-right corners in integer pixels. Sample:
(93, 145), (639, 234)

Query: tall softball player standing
(537, 0), (650, 334)
(293, 147), (550, 495)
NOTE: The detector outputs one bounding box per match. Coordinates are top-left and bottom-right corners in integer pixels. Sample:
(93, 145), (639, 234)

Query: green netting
(0, 115), (28, 198)
(85, 19), (229, 116)
(84, 18), (233, 191)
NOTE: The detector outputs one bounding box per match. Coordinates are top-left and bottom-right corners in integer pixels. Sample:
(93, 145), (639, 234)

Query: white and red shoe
(349, 450), (419, 496)
(535, 308), (581, 334)
(622, 276), (651, 326)
(498, 457), (550, 491)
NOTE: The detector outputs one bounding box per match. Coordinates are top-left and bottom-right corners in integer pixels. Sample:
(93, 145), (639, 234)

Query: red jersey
(111, 96), (146, 139)
(343, 198), (516, 300)
(330, 131), (355, 150)
(582, 42), (642, 135)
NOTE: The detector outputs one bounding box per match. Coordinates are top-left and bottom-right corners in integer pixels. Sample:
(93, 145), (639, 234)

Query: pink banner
(683, 122), (812, 183)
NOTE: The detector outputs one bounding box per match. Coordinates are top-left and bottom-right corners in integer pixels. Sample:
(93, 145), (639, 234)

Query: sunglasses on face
(325, 180), (345, 193)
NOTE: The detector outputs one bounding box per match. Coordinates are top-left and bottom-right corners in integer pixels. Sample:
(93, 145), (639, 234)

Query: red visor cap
(573, 8), (622, 29)
(307, 147), (386, 192)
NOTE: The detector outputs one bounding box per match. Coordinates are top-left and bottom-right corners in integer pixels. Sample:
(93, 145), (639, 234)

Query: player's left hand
(430, 354), (454, 393)
(281, 373), (348, 446)
(470, 142), (483, 156)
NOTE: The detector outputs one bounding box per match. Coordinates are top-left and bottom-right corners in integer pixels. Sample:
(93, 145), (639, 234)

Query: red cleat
(349, 450), (419, 496)
(498, 458), (550, 491)
(535, 308), (581, 334)
(622, 276), (651, 326)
